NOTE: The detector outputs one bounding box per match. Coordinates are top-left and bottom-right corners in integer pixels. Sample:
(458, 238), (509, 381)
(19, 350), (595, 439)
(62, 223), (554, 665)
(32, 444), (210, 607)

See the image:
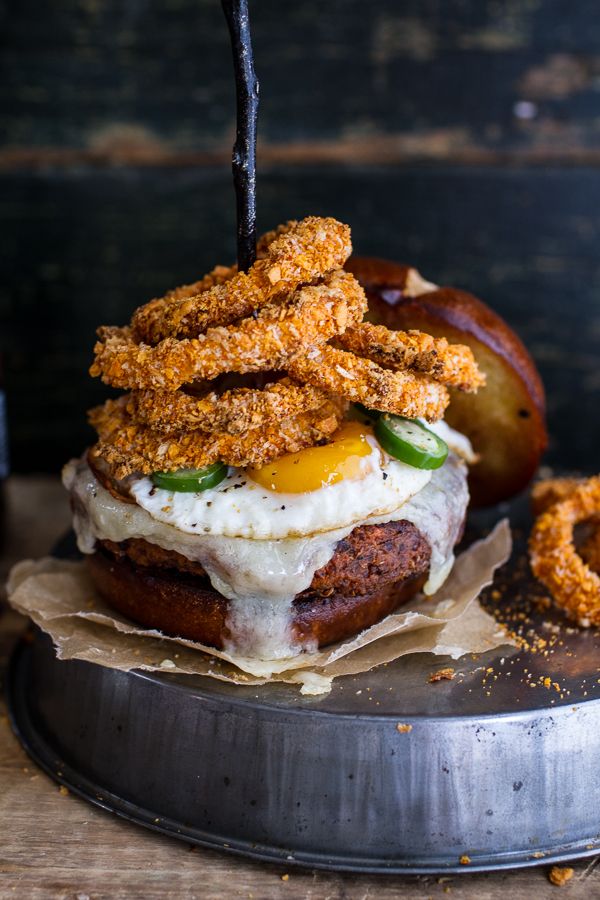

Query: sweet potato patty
(97, 519), (432, 601)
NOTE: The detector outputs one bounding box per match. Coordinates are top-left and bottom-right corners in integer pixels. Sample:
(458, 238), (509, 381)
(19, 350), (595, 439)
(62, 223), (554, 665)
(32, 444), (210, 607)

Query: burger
(63, 217), (546, 661)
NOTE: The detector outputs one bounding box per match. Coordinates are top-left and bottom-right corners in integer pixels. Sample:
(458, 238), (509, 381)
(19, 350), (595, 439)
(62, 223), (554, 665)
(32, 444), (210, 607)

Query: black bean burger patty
(88, 520), (433, 649)
(97, 519), (432, 601)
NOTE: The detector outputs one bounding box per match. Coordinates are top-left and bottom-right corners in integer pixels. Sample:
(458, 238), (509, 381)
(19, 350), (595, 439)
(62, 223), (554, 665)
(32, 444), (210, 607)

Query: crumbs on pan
(440, 525), (600, 707)
(428, 667), (455, 683)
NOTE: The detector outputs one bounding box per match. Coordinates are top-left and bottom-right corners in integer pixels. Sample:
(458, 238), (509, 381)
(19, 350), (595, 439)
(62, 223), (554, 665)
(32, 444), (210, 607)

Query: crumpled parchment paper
(7, 519), (513, 694)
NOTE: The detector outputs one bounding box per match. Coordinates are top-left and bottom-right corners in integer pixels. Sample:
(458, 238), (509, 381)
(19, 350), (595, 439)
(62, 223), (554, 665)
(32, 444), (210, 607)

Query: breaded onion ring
(338, 322), (485, 392)
(288, 344), (449, 421)
(89, 395), (347, 479)
(132, 264), (237, 342)
(160, 264), (236, 302)
(130, 224), (296, 342)
(255, 221), (295, 255)
(531, 477), (586, 516)
(531, 476), (600, 574)
(131, 216), (352, 343)
(91, 270), (367, 391)
(127, 379), (330, 435)
(130, 223), (296, 345)
(529, 476), (600, 625)
(129, 225), (295, 345)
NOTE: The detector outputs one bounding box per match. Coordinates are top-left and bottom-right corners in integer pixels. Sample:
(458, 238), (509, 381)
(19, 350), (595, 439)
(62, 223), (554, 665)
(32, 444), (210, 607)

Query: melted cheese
(64, 453), (468, 660)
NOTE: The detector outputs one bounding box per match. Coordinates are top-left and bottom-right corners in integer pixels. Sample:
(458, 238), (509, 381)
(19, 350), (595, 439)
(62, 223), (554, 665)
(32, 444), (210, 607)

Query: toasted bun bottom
(87, 548), (427, 651)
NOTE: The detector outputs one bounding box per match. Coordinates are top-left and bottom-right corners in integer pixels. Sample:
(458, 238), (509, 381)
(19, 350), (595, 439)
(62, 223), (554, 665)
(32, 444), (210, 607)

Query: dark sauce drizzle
(221, 0), (259, 273)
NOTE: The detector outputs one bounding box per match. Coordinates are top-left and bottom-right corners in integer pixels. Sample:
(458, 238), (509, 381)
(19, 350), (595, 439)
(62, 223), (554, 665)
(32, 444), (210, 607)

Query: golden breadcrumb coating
(529, 476), (600, 626)
(131, 264), (237, 343)
(128, 379), (330, 435)
(531, 476), (600, 574)
(131, 216), (352, 343)
(127, 223), (295, 344)
(288, 344), (450, 421)
(89, 394), (347, 479)
(87, 215), (484, 477)
(338, 322), (485, 392)
(91, 270), (366, 390)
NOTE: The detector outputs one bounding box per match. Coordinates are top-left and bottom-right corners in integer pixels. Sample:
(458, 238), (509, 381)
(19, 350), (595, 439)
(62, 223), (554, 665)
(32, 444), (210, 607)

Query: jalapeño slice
(151, 462), (227, 493)
(375, 415), (448, 470)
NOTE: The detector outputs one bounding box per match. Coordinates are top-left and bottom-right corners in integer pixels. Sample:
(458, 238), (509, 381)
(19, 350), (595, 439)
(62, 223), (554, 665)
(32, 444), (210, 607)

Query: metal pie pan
(7, 624), (600, 875)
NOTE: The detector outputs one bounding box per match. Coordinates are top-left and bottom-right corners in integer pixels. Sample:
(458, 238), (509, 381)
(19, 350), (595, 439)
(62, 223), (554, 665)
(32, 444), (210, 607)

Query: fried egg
(130, 421), (433, 540)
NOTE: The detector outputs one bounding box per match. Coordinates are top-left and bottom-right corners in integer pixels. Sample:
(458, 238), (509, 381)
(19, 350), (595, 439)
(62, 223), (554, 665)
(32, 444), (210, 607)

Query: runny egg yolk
(247, 421), (379, 493)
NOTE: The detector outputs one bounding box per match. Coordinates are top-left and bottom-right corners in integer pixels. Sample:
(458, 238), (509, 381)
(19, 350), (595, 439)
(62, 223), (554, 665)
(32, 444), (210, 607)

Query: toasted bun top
(413, 286), (545, 417)
(347, 256), (548, 506)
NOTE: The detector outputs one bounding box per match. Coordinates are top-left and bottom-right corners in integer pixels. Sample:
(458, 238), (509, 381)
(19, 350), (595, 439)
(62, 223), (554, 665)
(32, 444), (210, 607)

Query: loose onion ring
(338, 322), (485, 392)
(531, 476), (600, 575)
(529, 475), (600, 625)
(288, 344), (450, 421)
(131, 216), (352, 343)
(531, 477), (587, 515)
(127, 379), (331, 436)
(89, 395), (347, 479)
(91, 270), (367, 391)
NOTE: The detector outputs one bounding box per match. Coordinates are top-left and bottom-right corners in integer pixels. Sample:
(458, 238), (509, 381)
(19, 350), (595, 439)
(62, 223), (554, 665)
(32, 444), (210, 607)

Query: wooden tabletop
(1, 476), (599, 899)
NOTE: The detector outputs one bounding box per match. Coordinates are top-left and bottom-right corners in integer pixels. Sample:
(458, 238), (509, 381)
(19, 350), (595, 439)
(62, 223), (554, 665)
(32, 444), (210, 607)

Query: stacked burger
(64, 216), (542, 660)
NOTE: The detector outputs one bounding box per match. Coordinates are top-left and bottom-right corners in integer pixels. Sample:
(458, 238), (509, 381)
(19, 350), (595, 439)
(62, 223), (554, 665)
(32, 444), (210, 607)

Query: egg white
(130, 436), (432, 540)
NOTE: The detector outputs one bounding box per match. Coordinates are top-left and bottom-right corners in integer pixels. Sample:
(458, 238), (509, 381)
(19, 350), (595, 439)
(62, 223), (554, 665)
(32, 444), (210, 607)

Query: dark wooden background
(1, 0), (599, 473)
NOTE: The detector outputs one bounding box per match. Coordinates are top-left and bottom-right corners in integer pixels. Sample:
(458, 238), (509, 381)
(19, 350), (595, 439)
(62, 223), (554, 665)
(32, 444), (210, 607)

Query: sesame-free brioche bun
(346, 256), (547, 506)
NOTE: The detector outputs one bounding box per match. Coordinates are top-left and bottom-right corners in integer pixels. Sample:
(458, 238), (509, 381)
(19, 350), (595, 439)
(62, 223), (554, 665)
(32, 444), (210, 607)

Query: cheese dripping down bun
(65, 420), (472, 660)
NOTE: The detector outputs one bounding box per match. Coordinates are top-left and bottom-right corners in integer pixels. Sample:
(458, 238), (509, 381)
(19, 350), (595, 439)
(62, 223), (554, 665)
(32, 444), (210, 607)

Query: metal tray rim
(8, 638), (600, 875)
(93, 652), (600, 724)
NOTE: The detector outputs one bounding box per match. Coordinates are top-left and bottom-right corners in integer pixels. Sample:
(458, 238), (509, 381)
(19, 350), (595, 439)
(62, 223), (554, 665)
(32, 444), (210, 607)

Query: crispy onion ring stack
(89, 216), (484, 479)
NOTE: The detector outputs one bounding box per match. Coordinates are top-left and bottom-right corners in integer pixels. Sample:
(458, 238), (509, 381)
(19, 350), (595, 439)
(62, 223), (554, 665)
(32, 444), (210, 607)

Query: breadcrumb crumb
(548, 865), (574, 886)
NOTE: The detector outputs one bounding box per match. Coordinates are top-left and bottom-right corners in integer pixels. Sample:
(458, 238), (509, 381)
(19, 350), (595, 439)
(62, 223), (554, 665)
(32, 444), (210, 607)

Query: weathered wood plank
(0, 476), (599, 897)
(0, 476), (71, 586)
(1, 165), (599, 471)
(1, 0), (600, 165)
